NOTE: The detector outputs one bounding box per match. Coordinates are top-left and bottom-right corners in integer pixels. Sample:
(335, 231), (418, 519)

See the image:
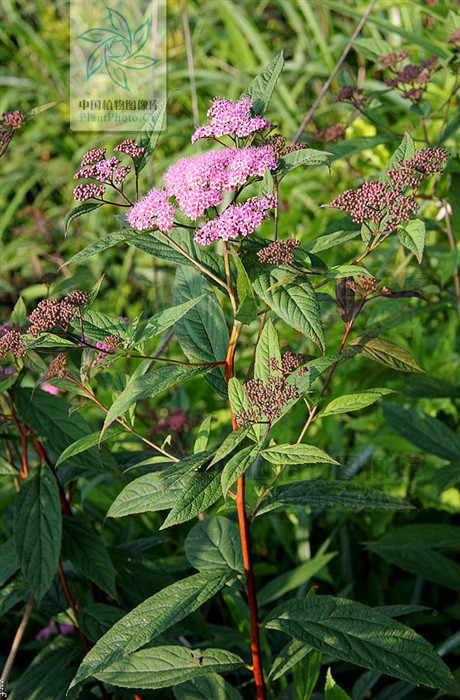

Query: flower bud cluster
(316, 123), (345, 144)
(80, 148), (106, 166)
(191, 97), (273, 142)
(235, 373), (299, 427)
(46, 353), (67, 379)
(347, 276), (390, 297)
(114, 138), (145, 160)
(73, 183), (106, 201)
(0, 328), (25, 359)
(1, 110), (25, 129)
(263, 134), (308, 159)
(269, 352), (306, 376)
(257, 238), (300, 265)
(333, 86), (366, 107)
(27, 291), (88, 337)
(383, 54), (437, 101)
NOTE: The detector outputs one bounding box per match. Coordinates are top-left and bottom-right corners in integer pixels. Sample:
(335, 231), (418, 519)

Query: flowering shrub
(1, 33), (459, 700)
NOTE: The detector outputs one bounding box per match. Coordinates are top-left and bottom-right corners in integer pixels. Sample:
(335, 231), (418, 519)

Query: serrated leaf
(138, 96), (168, 172)
(132, 294), (208, 344)
(159, 451), (214, 490)
(0, 538), (19, 586)
(382, 132), (415, 178)
(173, 673), (244, 700)
(65, 228), (143, 266)
(56, 427), (124, 467)
(70, 570), (233, 686)
(254, 318), (281, 382)
(208, 426), (252, 468)
(79, 603), (124, 643)
(12, 636), (81, 700)
(161, 469), (223, 528)
(221, 444), (261, 497)
(102, 365), (209, 435)
(397, 219), (426, 263)
(107, 472), (181, 518)
(277, 148), (331, 175)
(232, 250), (258, 324)
(269, 638), (311, 681)
(194, 414), (213, 453)
(14, 465), (62, 602)
(185, 516), (243, 573)
(62, 516), (117, 597)
(10, 296), (27, 325)
(264, 596), (456, 692)
(174, 267), (228, 396)
(382, 403), (460, 462)
(78, 309), (131, 342)
(64, 202), (103, 235)
(95, 645), (243, 689)
(258, 552), (336, 606)
(257, 480), (413, 516)
(320, 389), (394, 417)
(366, 524), (460, 591)
(253, 268), (325, 350)
(261, 443), (338, 465)
(325, 668), (352, 700)
(303, 230), (360, 254)
(241, 50), (284, 115)
(353, 337), (423, 373)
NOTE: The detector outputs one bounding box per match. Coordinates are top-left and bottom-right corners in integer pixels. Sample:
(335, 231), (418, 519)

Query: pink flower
(164, 147), (276, 220)
(194, 195), (274, 245)
(80, 147), (106, 166)
(126, 188), (175, 232)
(42, 382), (60, 395)
(73, 183), (106, 201)
(191, 98), (273, 142)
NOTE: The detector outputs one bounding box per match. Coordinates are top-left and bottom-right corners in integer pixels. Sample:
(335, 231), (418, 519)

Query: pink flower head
(114, 138), (145, 160)
(80, 148), (106, 166)
(73, 183), (106, 201)
(126, 188), (175, 232)
(164, 147), (276, 220)
(194, 195), (274, 246)
(191, 97), (273, 143)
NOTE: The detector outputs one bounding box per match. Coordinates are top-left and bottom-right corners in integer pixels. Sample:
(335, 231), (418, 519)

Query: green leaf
(132, 294), (208, 345)
(303, 230), (360, 254)
(138, 96), (168, 172)
(78, 309), (131, 343)
(253, 268), (325, 351)
(10, 296), (27, 325)
(70, 570), (233, 686)
(161, 469), (223, 528)
(353, 37), (393, 60)
(14, 465), (62, 602)
(366, 524), (460, 591)
(257, 480), (413, 516)
(382, 132), (415, 177)
(325, 668), (352, 700)
(208, 426), (252, 468)
(382, 403), (460, 462)
(64, 201), (103, 235)
(56, 427), (124, 467)
(107, 472), (181, 518)
(65, 228), (144, 266)
(174, 266), (229, 396)
(185, 516), (244, 573)
(353, 337), (423, 373)
(102, 365), (209, 435)
(397, 219), (426, 263)
(254, 318), (281, 382)
(12, 637), (81, 700)
(264, 596), (456, 692)
(320, 389), (394, 417)
(95, 645), (243, 689)
(159, 451), (214, 490)
(221, 443), (260, 497)
(79, 603), (125, 644)
(24, 333), (77, 350)
(174, 673), (244, 700)
(261, 443), (338, 466)
(194, 414), (213, 453)
(62, 516), (117, 597)
(232, 250), (258, 324)
(0, 538), (19, 586)
(277, 148), (331, 175)
(241, 50), (284, 115)
(258, 552), (336, 606)
(269, 638), (311, 681)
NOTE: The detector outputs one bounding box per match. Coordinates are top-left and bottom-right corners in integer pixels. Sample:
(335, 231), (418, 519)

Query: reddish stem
(225, 323), (266, 700)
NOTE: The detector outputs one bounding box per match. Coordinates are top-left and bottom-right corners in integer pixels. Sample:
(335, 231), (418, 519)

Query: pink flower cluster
(194, 195), (274, 245)
(191, 97), (273, 143)
(126, 188), (175, 232)
(80, 148), (106, 166)
(75, 156), (130, 185)
(73, 183), (106, 202)
(164, 147), (276, 220)
(0, 328), (25, 359)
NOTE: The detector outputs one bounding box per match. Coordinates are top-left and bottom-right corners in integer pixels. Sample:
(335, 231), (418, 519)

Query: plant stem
(225, 320), (266, 700)
(160, 230), (229, 292)
(57, 560), (90, 654)
(1, 594), (35, 689)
